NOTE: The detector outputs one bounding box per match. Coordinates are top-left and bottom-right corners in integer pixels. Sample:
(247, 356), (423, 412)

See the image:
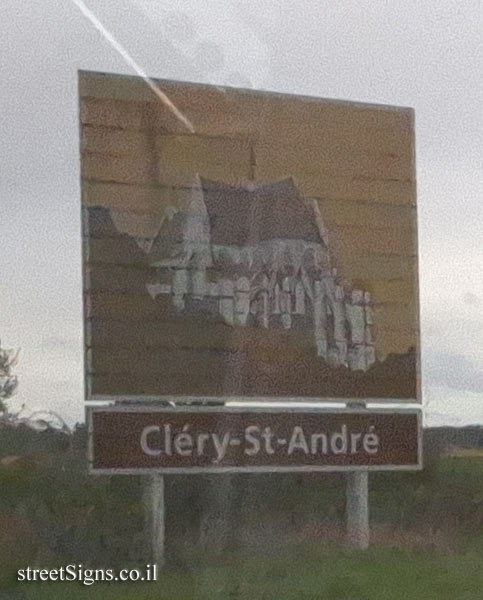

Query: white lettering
(164, 424), (172, 456)
(310, 432), (328, 455)
(330, 425), (348, 454)
(261, 427), (276, 454)
(350, 432), (362, 454)
(140, 425), (162, 456)
(363, 426), (380, 454)
(245, 425), (261, 455)
(197, 433), (210, 456)
(173, 426), (193, 456)
(288, 426), (309, 455)
(211, 432), (231, 463)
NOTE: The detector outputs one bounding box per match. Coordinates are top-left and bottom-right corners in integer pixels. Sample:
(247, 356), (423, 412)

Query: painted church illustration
(145, 177), (376, 372)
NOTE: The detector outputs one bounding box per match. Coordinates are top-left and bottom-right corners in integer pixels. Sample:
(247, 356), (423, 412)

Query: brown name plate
(88, 406), (421, 473)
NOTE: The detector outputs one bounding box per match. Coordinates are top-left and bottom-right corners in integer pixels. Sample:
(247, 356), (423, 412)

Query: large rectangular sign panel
(80, 70), (420, 403)
(88, 407), (422, 474)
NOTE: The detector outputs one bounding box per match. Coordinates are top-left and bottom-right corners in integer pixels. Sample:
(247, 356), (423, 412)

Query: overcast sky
(1, 0), (483, 426)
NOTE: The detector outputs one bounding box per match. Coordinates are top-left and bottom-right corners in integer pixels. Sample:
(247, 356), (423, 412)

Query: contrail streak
(71, 0), (195, 132)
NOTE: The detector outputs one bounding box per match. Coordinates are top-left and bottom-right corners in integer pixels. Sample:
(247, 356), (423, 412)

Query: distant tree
(0, 339), (19, 412)
(0, 339), (72, 436)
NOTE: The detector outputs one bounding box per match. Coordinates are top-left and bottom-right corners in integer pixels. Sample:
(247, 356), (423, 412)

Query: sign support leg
(144, 473), (165, 567)
(346, 470), (369, 549)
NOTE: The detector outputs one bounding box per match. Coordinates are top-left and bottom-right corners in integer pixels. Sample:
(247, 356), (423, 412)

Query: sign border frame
(85, 391), (421, 404)
(87, 404), (423, 475)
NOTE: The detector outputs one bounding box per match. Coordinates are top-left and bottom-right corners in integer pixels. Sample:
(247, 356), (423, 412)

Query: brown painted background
(80, 71), (419, 401)
(90, 410), (420, 471)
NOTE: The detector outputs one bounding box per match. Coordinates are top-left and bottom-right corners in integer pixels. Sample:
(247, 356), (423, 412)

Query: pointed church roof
(200, 178), (323, 246)
(149, 210), (186, 263)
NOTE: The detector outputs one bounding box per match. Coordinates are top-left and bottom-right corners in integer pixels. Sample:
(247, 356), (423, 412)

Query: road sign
(88, 406), (421, 474)
(79, 72), (420, 402)
(80, 70), (420, 404)
(80, 72), (422, 555)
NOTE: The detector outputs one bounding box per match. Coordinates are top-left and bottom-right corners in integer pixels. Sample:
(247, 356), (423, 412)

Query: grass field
(3, 444), (483, 599)
(15, 543), (483, 600)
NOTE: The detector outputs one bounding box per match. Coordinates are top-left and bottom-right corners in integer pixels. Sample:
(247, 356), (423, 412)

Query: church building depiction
(146, 177), (376, 372)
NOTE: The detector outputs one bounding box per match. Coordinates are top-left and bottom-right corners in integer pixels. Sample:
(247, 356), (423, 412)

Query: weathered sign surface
(88, 407), (421, 473)
(80, 70), (420, 402)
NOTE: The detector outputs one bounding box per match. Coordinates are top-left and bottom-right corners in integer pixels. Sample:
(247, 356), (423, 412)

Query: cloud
(424, 349), (483, 394)
(462, 292), (482, 308)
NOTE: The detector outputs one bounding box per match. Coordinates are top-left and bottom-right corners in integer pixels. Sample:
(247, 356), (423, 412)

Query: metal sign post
(345, 400), (369, 549)
(346, 470), (369, 550)
(143, 473), (165, 567)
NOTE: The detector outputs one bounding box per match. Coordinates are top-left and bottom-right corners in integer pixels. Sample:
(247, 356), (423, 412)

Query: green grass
(14, 543), (483, 600)
(5, 454), (483, 598)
